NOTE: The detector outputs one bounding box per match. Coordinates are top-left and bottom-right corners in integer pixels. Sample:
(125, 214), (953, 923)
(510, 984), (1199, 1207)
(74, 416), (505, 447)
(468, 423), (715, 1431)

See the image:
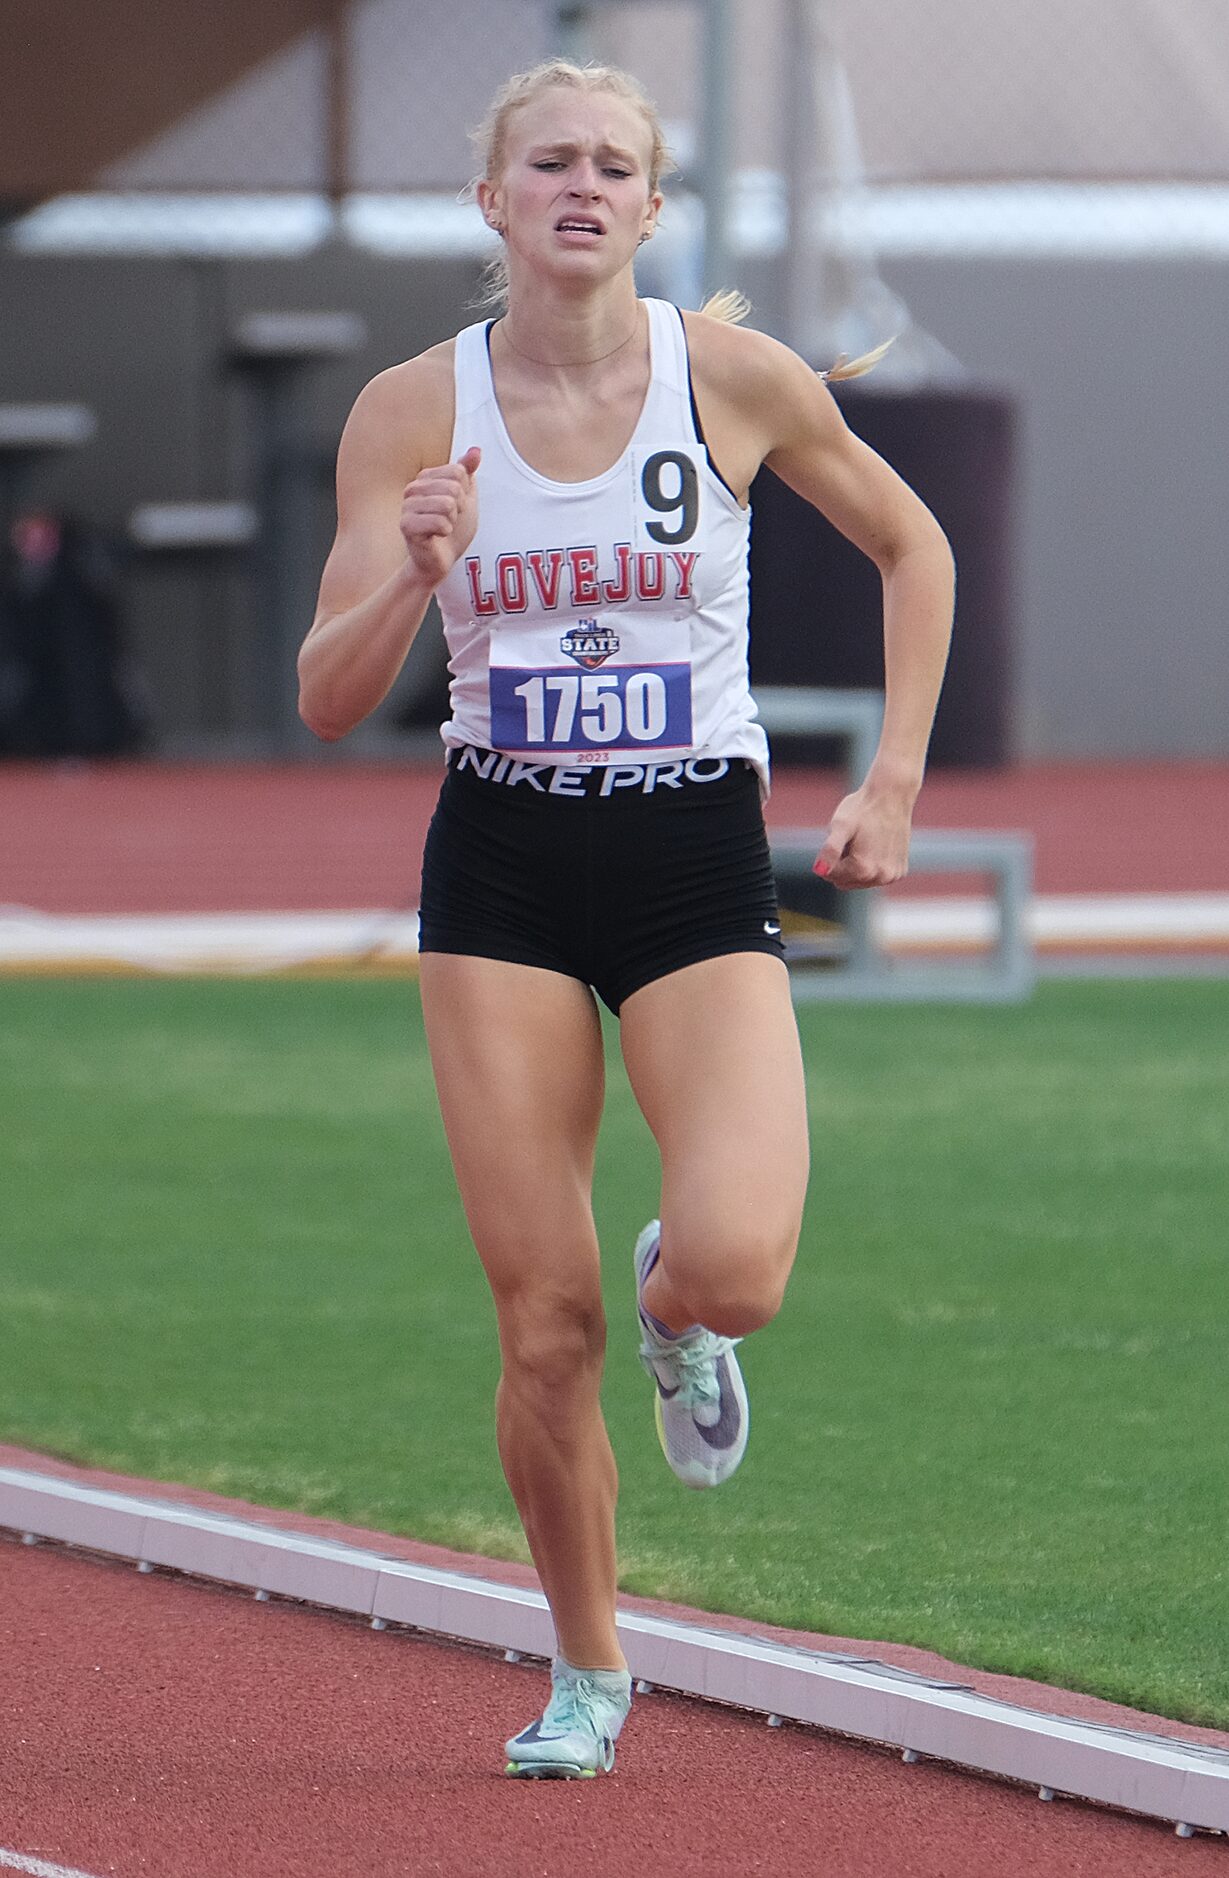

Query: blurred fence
(10, 0), (1229, 385)
(6, 0), (1229, 248)
(4, 0), (1229, 762)
(823, 0), (1229, 183)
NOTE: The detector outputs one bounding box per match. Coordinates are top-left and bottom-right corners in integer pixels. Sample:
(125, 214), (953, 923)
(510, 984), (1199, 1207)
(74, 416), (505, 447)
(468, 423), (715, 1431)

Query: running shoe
(634, 1219), (750, 1490)
(504, 1657), (632, 1778)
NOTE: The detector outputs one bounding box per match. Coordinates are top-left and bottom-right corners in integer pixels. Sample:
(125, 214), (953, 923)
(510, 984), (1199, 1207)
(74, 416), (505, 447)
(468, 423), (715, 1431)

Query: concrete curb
(3, 1466), (1226, 1837)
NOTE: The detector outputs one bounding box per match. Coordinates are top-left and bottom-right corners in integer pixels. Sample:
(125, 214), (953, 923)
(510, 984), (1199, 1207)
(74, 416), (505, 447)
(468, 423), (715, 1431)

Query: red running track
(4, 1534), (1222, 1878)
(1, 759), (1228, 914)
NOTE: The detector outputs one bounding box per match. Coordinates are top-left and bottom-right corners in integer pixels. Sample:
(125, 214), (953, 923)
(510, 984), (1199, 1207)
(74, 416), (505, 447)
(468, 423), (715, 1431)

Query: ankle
(557, 1652), (628, 1678)
(641, 1267), (698, 1338)
(641, 1304), (700, 1343)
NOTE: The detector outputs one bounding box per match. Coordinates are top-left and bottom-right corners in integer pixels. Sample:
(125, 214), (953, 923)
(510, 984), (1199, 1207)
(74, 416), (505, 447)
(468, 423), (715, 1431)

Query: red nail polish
(814, 860), (831, 878)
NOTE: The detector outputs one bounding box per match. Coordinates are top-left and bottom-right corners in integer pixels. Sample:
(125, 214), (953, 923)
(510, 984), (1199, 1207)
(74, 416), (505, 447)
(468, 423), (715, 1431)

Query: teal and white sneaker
(634, 1219), (750, 1490)
(504, 1658), (633, 1779)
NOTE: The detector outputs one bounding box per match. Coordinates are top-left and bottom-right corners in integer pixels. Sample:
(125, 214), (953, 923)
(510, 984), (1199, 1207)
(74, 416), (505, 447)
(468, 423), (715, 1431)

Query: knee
(497, 1289), (607, 1404)
(699, 1283), (786, 1340)
(665, 1229), (796, 1339)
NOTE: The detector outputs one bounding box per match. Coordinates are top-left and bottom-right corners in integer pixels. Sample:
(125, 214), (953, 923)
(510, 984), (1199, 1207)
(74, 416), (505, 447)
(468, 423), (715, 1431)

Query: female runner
(298, 58), (955, 1779)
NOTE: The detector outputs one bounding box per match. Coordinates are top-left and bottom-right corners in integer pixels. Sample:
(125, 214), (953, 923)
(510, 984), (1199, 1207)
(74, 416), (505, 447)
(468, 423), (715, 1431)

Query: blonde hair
(822, 338), (897, 381)
(470, 59), (676, 311)
(697, 288), (752, 326)
(696, 289), (894, 380)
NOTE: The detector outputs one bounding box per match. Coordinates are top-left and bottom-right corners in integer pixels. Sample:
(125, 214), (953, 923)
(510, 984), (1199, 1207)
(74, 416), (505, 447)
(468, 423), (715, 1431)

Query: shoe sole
(505, 1760), (600, 1779)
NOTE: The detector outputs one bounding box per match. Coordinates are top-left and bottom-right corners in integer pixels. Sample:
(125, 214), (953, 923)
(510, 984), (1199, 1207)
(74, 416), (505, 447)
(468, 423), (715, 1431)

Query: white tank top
(435, 298), (770, 791)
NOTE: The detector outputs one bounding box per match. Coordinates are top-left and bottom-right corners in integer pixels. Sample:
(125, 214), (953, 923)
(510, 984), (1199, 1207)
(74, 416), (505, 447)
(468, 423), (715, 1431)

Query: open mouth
(555, 217), (605, 236)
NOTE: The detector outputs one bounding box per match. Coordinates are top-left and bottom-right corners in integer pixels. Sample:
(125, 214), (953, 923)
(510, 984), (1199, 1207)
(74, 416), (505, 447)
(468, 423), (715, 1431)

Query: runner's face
(482, 91), (661, 289)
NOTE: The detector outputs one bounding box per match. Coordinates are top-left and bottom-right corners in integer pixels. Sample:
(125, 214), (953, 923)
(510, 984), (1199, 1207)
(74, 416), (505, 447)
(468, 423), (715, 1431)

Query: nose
(567, 162), (602, 198)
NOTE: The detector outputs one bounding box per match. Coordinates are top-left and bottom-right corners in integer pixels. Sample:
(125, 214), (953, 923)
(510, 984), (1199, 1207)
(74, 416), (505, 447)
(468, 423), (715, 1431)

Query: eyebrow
(525, 141), (641, 166)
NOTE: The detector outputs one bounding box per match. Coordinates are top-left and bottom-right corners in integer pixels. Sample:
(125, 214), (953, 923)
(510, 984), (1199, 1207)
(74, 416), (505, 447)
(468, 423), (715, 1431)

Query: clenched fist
(400, 445), (482, 588)
(813, 780), (913, 889)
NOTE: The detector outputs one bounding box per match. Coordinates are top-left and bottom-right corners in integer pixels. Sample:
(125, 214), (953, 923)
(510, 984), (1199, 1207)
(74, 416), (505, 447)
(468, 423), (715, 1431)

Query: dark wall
(884, 254), (1229, 760)
(749, 386), (1015, 767)
(1, 250), (480, 749)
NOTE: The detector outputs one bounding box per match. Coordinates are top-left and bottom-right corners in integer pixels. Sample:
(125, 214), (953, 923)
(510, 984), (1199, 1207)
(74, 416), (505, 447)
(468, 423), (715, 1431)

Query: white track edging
(3, 1467), (1226, 1836)
(3, 898), (1229, 973)
(0, 1851), (107, 1878)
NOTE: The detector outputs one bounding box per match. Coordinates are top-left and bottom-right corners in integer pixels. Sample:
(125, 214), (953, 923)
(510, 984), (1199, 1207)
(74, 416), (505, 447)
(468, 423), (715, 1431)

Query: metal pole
(325, 1), (351, 220)
(782, 0), (813, 356)
(699, 0), (733, 296)
(553, 3), (596, 62)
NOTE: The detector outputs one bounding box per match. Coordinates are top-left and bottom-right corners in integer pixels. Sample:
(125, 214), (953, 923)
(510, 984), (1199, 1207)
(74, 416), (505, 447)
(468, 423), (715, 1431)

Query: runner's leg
(619, 953), (809, 1337)
(419, 952), (624, 1670)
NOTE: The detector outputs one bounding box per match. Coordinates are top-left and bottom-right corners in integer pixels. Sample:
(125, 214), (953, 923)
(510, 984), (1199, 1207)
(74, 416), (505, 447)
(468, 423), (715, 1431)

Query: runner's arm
(298, 365), (457, 742)
(684, 316), (954, 885)
(757, 342), (955, 811)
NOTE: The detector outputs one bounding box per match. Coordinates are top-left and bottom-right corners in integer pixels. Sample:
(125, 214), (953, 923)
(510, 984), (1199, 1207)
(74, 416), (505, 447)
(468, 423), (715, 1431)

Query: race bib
(489, 616), (693, 761)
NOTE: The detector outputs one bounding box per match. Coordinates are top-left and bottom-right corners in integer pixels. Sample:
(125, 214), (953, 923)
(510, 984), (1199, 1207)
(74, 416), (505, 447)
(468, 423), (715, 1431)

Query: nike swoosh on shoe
(696, 1355), (742, 1450)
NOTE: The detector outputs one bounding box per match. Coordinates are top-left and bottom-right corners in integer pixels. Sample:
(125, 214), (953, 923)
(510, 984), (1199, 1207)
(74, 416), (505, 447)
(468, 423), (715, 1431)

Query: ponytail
(822, 337), (897, 382)
(697, 288), (752, 325)
(697, 291), (895, 382)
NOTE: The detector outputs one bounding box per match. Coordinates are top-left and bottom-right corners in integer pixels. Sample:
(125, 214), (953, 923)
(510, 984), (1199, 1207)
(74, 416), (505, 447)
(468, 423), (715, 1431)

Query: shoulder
(341, 337), (456, 466)
(678, 309), (842, 455)
(679, 308), (825, 400)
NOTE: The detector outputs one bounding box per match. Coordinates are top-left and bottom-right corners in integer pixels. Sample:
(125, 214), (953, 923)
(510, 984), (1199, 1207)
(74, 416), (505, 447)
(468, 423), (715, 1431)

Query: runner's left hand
(813, 783), (913, 889)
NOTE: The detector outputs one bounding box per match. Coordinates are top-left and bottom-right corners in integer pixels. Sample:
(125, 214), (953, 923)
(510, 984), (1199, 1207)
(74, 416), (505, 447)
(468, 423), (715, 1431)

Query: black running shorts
(418, 747), (786, 1013)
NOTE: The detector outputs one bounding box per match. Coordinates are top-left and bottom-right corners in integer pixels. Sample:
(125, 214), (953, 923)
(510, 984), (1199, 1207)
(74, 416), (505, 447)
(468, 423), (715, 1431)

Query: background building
(3, 0), (1227, 758)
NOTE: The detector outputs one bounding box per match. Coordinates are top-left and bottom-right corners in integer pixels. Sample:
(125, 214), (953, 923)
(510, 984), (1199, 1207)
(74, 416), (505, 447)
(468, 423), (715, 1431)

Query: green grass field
(2, 976), (1225, 1728)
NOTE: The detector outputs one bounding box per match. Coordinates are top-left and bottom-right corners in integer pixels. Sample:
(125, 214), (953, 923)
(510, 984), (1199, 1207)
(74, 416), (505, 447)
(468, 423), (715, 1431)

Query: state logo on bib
(489, 614), (693, 762)
(560, 621), (619, 670)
